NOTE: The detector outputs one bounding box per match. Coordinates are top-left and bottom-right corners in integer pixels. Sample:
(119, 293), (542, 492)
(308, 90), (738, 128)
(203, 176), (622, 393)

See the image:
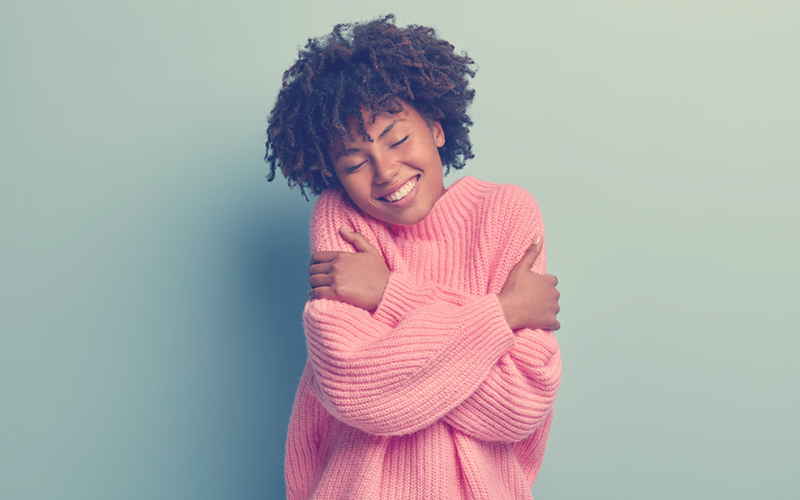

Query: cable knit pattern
(286, 176), (561, 500)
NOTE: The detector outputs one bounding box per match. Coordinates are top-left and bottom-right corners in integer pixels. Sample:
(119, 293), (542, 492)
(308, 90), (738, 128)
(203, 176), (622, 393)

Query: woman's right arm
(305, 186), (561, 441)
(303, 189), (517, 436)
(364, 269), (562, 443)
(303, 290), (516, 436)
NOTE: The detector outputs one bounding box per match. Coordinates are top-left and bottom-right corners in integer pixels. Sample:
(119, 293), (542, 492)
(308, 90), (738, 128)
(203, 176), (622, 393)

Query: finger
(309, 262), (333, 275)
(339, 227), (376, 254)
(308, 286), (334, 300)
(518, 234), (544, 269)
(311, 251), (343, 264)
(309, 273), (334, 288)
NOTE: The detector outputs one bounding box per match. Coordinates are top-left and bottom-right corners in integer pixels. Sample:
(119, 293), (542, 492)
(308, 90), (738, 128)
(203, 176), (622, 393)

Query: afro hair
(265, 14), (477, 198)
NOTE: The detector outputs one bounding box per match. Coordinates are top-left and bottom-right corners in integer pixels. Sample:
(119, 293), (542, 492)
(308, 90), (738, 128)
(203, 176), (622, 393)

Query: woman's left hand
(308, 227), (391, 311)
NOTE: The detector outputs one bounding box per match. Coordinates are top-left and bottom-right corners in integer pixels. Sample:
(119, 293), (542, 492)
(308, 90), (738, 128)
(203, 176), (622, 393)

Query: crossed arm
(303, 192), (561, 441)
(309, 226), (560, 332)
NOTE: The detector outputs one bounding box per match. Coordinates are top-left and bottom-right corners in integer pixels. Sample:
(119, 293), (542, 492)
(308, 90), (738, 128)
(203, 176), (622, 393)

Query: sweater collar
(385, 175), (482, 239)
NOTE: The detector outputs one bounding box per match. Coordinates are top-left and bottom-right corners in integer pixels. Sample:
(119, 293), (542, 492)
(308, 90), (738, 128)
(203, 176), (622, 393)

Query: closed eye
(346, 161), (366, 173)
(390, 135), (409, 148)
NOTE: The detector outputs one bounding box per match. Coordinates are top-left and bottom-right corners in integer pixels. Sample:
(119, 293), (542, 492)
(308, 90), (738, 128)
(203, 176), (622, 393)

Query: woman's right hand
(497, 235), (561, 331)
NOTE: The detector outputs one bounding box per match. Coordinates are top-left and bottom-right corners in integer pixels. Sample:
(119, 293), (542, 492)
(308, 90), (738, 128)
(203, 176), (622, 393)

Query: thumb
(517, 234), (543, 270)
(339, 227), (376, 253)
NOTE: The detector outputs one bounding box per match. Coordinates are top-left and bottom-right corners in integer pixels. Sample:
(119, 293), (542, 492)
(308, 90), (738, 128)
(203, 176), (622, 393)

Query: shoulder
(453, 177), (541, 228)
(310, 186), (390, 253)
(311, 186), (357, 223)
(466, 177), (545, 256)
(444, 178), (547, 283)
(491, 183), (542, 232)
(451, 176), (537, 208)
(467, 178), (548, 274)
(309, 187), (357, 252)
(485, 180), (538, 210)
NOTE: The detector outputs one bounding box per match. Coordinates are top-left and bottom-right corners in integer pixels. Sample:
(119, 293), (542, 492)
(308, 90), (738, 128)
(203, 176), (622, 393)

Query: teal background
(2, 1), (798, 498)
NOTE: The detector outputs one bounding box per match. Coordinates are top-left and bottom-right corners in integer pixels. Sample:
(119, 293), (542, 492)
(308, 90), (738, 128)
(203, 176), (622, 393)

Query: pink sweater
(286, 176), (561, 500)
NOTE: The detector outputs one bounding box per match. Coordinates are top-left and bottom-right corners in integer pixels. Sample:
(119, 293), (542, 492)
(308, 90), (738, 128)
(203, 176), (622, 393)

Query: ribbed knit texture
(286, 176), (561, 500)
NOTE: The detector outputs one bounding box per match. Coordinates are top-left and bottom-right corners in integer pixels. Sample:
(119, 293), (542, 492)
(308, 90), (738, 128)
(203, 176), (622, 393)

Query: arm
(302, 189), (516, 436)
(304, 187), (560, 440)
(303, 288), (515, 436)
(444, 203), (561, 442)
(369, 233), (561, 442)
(354, 188), (561, 442)
(370, 276), (560, 443)
(443, 325), (561, 442)
(309, 187), (559, 333)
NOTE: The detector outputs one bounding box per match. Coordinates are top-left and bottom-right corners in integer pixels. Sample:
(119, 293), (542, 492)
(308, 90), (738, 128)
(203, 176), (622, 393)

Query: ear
(430, 120), (445, 148)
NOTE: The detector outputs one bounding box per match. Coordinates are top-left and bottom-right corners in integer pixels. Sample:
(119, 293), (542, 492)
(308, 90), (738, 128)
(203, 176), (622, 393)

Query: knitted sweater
(286, 176), (561, 500)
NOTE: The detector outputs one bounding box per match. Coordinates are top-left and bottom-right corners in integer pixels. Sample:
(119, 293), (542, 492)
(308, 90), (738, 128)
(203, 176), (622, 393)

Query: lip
(377, 175), (418, 199)
(375, 175), (420, 209)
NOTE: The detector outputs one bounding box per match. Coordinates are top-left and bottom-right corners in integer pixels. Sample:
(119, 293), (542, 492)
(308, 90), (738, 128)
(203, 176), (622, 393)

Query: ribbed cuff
(372, 272), (428, 325)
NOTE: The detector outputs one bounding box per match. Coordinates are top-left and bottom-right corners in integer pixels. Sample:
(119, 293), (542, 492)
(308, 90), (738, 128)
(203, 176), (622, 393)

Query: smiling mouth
(380, 176), (418, 203)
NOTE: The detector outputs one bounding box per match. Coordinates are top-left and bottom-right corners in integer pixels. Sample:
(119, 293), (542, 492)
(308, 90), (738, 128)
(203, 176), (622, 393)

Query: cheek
(340, 174), (374, 205)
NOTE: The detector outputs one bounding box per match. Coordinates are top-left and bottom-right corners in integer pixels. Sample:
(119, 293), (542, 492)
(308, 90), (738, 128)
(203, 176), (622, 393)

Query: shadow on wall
(232, 190), (313, 498)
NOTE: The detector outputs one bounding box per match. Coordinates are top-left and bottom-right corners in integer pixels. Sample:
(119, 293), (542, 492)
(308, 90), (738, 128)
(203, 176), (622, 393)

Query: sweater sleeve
(304, 293), (515, 436)
(303, 189), (516, 436)
(373, 186), (561, 442)
(371, 271), (560, 443)
(304, 185), (560, 440)
(443, 327), (560, 442)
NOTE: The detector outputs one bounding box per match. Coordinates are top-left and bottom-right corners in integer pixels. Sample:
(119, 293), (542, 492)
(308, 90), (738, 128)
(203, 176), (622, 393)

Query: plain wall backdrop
(2, 1), (798, 498)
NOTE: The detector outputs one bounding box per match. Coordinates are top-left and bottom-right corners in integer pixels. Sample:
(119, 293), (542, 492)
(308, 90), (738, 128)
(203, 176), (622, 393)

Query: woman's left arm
(369, 236), (561, 443)
(308, 184), (562, 442)
(360, 187), (562, 443)
(443, 326), (561, 442)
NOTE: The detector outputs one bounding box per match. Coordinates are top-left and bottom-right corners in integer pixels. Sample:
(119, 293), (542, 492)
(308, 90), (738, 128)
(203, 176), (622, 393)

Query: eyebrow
(335, 119), (405, 159)
(377, 119), (401, 140)
(339, 148), (360, 158)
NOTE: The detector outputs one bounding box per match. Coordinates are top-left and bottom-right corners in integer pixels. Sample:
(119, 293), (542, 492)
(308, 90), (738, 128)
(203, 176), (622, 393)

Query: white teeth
(384, 177), (418, 202)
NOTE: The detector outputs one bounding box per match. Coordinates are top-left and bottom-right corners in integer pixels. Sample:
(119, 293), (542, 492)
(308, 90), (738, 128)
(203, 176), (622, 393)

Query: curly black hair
(265, 14), (476, 198)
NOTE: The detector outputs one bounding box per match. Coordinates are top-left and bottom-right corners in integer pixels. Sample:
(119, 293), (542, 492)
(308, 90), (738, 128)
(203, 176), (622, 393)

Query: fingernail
(533, 235), (542, 245)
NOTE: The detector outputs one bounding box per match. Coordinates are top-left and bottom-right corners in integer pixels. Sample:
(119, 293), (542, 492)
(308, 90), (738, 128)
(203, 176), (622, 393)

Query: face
(329, 103), (446, 226)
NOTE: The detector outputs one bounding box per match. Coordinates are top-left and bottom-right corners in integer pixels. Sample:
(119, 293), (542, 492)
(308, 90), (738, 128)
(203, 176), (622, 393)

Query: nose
(372, 154), (399, 184)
